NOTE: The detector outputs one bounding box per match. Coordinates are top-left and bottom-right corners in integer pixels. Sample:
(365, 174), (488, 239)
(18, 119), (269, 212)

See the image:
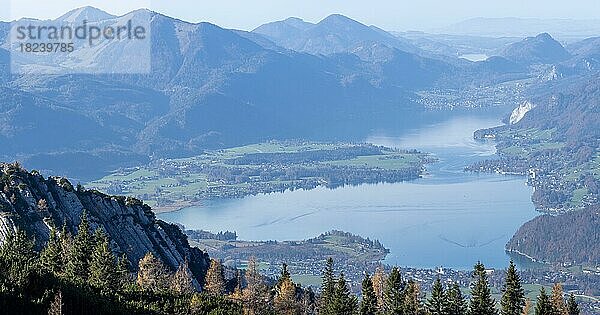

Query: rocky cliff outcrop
(509, 100), (536, 124)
(0, 162), (209, 284)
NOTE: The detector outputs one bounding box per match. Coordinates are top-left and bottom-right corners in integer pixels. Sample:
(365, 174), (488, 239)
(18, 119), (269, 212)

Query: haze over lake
(159, 115), (539, 270)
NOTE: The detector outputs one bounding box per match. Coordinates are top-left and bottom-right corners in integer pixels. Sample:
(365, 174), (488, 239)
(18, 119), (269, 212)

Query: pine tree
(277, 263), (292, 288)
(0, 229), (38, 291)
(40, 227), (63, 275)
(136, 252), (170, 292)
(66, 210), (94, 282)
(404, 280), (424, 315)
(501, 261), (526, 315)
(89, 228), (118, 294)
(383, 267), (405, 314)
(360, 273), (379, 315)
(446, 283), (467, 315)
(426, 278), (448, 315)
(329, 273), (358, 315)
(302, 287), (317, 315)
(243, 257), (272, 314)
(116, 253), (131, 289)
(275, 271), (300, 315)
(230, 269), (244, 301)
(566, 294), (579, 315)
(535, 288), (552, 315)
(550, 283), (567, 315)
(204, 259), (226, 296)
(372, 265), (387, 308)
(171, 259), (195, 295)
(320, 257), (336, 313)
(59, 222), (73, 269)
(469, 262), (497, 315)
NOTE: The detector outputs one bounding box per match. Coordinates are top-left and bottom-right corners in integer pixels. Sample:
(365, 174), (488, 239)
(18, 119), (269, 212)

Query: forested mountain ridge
(507, 204), (600, 266)
(0, 162), (210, 282)
(498, 33), (571, 65)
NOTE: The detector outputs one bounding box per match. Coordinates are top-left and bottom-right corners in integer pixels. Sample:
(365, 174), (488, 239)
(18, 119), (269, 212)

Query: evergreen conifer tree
(501, 261), (526, 315)
(277, 263), (291, 288)
(383, 267), (405, 314)
(404, 280), (424, 315)
(89, 228), (118, 294)
(468, 262), (497, 315)
(535, 288), (552, 315)
(426, 278), (448, 315)
(566, 294), (579, 315)
(446, 283), (467, 315)
(116, 253), (131, 289)
(40, 227), (63, 275)
(0, 229), (38, 291)
(329, 273), (357, 315)
(59, 222), (73, 268)
(320, 257), (336, 314)
(360, 273), (379, 315)
(66, 210), (94, 282)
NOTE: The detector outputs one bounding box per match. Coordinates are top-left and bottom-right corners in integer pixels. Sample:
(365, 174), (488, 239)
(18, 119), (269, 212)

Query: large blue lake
(159, 115), (539, 270)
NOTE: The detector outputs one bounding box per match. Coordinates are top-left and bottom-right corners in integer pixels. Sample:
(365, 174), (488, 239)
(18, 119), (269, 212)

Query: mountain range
(0, 7), (597, 181)
(433, 17), (600, 41)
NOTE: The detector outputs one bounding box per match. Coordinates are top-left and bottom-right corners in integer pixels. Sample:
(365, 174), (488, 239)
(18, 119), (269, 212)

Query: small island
(182, 229), (389, 286)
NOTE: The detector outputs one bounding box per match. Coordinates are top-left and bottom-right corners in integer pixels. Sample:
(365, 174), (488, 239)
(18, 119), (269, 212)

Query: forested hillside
(507, 204), (600, 266)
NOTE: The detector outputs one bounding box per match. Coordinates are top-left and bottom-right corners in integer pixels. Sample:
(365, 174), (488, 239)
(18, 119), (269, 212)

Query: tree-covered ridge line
(87, 141), (433, 211)
(507, 204), (600, 267)
(0, 218), (586, 314)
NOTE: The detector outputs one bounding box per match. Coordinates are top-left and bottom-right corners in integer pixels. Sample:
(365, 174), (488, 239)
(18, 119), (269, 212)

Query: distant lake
(159, 115), (539, 270)
(459, 53), (489, 62)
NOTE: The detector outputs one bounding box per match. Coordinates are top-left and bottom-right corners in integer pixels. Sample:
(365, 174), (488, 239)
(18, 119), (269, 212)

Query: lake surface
(159, 115), (539, 270)
(459, 53), (489, 62)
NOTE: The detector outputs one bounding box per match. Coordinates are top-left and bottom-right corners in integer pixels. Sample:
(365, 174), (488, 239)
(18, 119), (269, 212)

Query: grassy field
(325, 153), (421, 170)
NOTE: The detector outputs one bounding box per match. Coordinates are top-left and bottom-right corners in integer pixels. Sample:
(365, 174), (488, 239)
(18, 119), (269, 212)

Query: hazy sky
(2, 0), (599, 31)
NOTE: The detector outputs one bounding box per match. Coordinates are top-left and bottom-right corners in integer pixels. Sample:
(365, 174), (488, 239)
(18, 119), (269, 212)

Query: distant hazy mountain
(253, 14), (417, 56)
(497, 33), (571, 65)
(56, 6), (116, 23)
(253, 17), (314, 43)
(566, 37), (600, 70)
(0, 8), (562, 180)
(394, 31), (520, 57)
(434, 17), (600, 42)
(0, 9), (464, 179)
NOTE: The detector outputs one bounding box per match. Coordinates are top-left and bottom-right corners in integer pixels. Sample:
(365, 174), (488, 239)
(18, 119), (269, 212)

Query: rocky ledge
(0, 162), (209, 284)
